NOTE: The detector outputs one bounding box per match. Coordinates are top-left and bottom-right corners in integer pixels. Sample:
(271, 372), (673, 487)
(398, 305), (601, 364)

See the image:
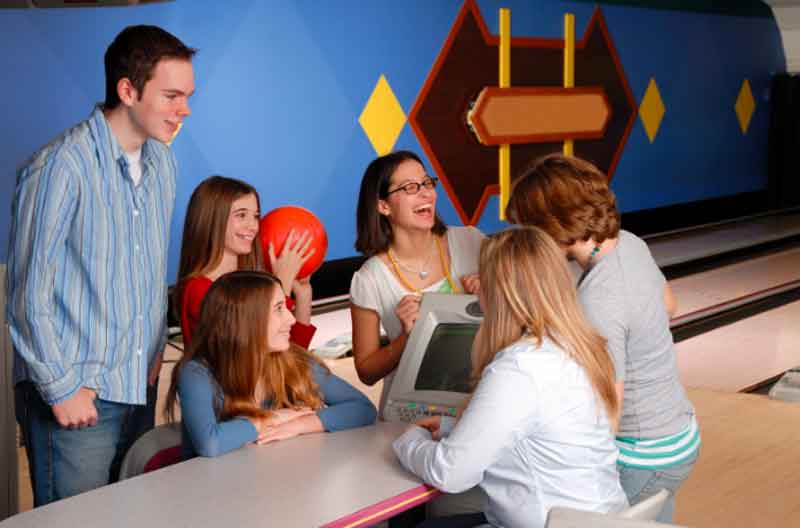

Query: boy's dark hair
(104, 25), (196, 109)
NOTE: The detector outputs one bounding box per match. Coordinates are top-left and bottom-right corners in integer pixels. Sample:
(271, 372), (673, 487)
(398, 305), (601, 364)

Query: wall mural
(0, 1), (786, 279)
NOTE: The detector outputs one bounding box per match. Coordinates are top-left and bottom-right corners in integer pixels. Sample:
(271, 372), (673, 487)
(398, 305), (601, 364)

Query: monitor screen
(414, 323), (478, 394)
(384, 293), (483, 423)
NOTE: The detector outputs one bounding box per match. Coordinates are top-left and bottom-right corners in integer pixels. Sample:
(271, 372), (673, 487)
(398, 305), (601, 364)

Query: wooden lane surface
(676, 389), (800, 527)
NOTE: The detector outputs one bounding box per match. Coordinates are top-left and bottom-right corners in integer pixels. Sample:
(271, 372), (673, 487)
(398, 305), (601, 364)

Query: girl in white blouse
(393, 226), (628, 528)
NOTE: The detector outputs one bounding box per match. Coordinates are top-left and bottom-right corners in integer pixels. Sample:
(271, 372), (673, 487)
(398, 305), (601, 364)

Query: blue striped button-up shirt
(7, 106), (176, 406)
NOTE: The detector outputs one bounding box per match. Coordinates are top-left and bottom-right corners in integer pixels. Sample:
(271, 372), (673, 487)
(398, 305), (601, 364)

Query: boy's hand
(52, 387), (98, 429)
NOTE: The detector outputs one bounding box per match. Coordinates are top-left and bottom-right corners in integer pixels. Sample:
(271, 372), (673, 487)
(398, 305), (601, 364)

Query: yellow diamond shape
(359, 75), (407, 156)
(639, 78), (665, 143)
(735, 79), (755, 134)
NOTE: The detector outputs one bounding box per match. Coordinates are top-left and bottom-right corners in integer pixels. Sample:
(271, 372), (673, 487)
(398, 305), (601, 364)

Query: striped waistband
(616, 415), (701, 469)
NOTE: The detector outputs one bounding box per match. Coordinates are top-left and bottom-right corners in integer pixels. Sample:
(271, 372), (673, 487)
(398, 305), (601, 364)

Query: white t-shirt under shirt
(124, 147), (143, 186)
(349, 226), (484, 415)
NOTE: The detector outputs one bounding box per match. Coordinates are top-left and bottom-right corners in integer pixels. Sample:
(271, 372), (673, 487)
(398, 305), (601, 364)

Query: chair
(545, 489), (675, 528)
(618, 489), (670, 520)
(546, 507), (685, 527)
(119, 423), (183, 480)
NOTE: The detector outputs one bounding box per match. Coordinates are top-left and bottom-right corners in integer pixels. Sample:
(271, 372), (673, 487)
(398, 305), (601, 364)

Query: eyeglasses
(386, 176), (439, 196)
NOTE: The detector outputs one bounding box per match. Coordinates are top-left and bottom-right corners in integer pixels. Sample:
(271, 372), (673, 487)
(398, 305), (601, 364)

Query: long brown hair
(506, 154), (620, 246)
(472, 227), (619, 423)
(175, 176), (265, 309)
(355, 150), (447, 256)
(166, 271), (324, 424)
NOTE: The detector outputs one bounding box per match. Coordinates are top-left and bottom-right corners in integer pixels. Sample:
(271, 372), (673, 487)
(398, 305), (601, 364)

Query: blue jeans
(15, 380), (157, 506)
(618, 450), (699, 524)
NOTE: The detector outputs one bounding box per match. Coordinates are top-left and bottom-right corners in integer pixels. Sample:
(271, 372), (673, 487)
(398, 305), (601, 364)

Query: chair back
(119, 423), (182, 480)
(546, 505), (686, 528)
(618, 489), (670, 520)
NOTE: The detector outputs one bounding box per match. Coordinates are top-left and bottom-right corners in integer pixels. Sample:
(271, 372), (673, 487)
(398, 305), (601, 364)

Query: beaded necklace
(578, 244), (604, 288)
(387, 236), (460, 294)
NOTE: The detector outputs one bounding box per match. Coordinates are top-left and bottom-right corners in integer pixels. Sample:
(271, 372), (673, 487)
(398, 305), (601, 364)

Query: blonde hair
(472, 226), (618, 423)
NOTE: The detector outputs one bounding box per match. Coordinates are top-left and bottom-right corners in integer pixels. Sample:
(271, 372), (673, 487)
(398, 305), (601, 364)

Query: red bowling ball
(259, 206), (328, 279)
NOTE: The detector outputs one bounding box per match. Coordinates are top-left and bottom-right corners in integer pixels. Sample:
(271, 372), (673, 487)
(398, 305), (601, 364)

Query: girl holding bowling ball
(176, 175), (316, 348)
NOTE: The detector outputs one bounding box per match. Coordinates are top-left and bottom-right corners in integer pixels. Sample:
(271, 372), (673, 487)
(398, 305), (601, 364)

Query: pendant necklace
(387, 236), (460, 294)
(388, 236), (435, 280)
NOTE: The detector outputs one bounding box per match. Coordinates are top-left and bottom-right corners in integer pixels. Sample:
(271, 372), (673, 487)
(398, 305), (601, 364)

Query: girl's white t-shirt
(349, 226), (484, 415)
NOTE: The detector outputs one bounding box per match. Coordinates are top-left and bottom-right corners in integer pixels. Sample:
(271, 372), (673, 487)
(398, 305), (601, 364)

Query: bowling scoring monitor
(384, 293), (483, 423)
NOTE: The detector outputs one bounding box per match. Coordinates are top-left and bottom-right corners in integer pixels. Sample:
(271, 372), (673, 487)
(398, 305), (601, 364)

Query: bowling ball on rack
(259, 206), (328, 279)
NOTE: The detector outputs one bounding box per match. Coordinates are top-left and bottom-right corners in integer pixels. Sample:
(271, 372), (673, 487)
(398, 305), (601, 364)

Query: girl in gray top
(507, 154), (700, 524)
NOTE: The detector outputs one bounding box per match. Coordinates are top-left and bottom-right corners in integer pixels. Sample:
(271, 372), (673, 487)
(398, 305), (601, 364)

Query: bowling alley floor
(675, 389), (800, 527)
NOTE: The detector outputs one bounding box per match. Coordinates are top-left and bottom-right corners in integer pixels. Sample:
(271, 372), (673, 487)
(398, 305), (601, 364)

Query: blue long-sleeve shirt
(178, 359), (377, 458)
(7, 106), (175, 406)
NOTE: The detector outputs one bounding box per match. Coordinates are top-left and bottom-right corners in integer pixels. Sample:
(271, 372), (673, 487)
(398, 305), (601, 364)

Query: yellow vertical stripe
(563, 13), (575, 156)
(499, 9), (510, 88)
(499, 145), (510, 221)
(499, 8), (511, 220)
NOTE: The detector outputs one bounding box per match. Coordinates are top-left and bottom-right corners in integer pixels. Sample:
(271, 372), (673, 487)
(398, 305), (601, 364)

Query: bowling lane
(669, 246), (800, 326)
(646, 211), (800, 267)
(676, 299), (800, 392)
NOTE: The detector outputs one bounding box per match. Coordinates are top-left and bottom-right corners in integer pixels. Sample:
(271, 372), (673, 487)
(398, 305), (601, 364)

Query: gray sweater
(578, 230), (694, 439)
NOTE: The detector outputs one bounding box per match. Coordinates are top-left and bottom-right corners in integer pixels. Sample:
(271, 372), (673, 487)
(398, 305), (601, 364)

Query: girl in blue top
(165, 270), (376, 458)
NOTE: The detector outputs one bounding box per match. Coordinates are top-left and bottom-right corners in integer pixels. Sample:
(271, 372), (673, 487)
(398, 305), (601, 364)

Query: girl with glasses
(350, 150), (486, 518)
(350, 151), (484, 416)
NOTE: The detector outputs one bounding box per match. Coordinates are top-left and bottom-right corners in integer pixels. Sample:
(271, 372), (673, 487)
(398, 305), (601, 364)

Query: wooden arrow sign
(409, 0), (637, 225)
(468, 86), (611, 146)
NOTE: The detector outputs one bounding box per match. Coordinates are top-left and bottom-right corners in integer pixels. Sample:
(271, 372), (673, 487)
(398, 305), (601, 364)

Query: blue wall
(0, 1), (785, 280)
